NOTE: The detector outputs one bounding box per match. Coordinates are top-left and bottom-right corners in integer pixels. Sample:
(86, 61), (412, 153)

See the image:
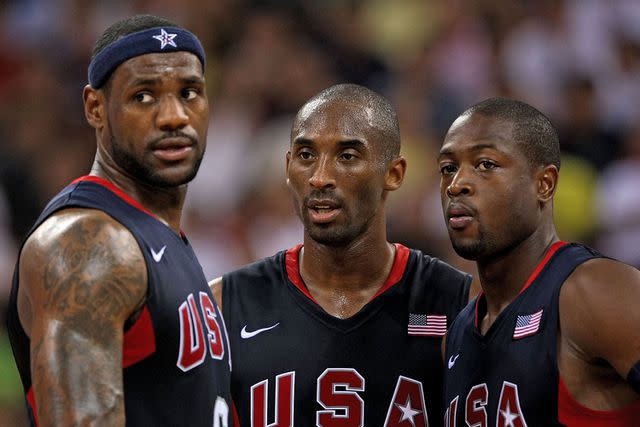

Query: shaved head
(457, 97), (560, 170)
(292, 84), (401, 162)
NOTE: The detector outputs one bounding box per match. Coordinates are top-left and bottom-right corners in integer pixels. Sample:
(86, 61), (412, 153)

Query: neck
(90, 160), (186, 234)
(300, 235), (396, 292)
(476, 222), (559, 318)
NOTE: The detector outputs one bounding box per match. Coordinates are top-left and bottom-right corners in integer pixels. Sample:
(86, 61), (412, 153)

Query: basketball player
(211, 83), (473, 426)
(6, 15), (231, 426)
(439, 97), (640, 426)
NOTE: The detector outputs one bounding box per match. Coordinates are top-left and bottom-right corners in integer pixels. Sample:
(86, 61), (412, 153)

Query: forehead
(440, 112), (520, 157)
(293, 99), (379, 143)
(110, 51), (203, 86)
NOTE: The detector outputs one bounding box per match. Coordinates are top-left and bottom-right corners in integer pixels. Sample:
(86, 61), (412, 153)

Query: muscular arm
(18, 208), (147, 426)
(559, 258), (640, 407)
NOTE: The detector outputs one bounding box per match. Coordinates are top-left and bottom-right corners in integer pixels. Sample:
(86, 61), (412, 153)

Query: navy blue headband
(88, 26), (206, 88)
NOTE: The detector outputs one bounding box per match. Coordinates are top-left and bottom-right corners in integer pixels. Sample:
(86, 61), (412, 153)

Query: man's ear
(384, 156), (407, 191)
(83, 85), (106, 130)
(537, 164), (559, 203)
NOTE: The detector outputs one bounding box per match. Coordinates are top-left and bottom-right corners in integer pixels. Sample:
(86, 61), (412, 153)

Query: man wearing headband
(6, 15), (231, 426)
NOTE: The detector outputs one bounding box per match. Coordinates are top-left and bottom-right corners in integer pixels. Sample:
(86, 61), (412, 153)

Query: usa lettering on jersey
(248, 369), (428, 426)
(177, 291), (226, 371)
(445, 381), (527, 427)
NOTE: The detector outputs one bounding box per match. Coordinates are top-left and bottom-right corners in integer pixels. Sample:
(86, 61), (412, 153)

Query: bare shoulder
(560, 257), (640, 374)
(209, 276), (223, 309)
(19, 208), (147, 335)
(561, 257), (640, 305)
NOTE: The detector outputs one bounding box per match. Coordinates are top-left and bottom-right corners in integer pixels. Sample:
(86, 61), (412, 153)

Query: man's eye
(340, 152), (356, 161)
(135, 93), (154, 103)
(478, 160), (497, 171)
(440, 164), (456, 175)
(298, 151), (313, 160)
(182, 88), (198, 100)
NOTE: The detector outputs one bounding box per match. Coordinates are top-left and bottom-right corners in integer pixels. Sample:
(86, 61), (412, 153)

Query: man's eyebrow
(292, 137), (313, 147)
(438, 147), (453, 159)
(291, 138), (367, 148)
(438, 142), (500, 159)
(130, 78), (159, 87)
(180, 75), (205, 85)
(337, 139), (366, 149)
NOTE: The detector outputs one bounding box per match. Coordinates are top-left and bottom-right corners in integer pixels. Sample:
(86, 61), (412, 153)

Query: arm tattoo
(29, 212), (146, 426)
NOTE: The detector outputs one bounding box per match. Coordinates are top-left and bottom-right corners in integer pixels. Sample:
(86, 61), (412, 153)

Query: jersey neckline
(474, 241), (568, 330)
(285, 243), (411, 305)
(72, 175), (188, 240)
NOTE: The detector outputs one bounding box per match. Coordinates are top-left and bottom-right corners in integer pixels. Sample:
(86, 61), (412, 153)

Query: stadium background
(1, 1), (639, 424)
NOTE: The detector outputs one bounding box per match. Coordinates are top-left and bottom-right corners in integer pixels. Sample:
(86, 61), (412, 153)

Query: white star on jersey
(500, 400), (521, 427)
(394, 396), (422, 427)
(152, 29), (177, 49)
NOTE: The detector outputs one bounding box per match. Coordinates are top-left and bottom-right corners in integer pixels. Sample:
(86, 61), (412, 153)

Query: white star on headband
(152, 29), (178, 49)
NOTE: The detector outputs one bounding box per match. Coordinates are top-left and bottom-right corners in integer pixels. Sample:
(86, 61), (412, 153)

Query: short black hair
(293, 83), (401, 162)
(460, 97), (561, 170)
(91, 15), (179, 90)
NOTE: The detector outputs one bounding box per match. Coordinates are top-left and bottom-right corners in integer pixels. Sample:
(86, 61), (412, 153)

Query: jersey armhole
(558, 375), (640, 425)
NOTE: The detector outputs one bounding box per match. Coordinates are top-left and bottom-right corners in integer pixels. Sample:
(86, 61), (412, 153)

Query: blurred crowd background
(1, 0), (640, 424)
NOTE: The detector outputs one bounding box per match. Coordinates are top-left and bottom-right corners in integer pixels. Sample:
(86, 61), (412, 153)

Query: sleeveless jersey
(223, 244), (471, 427)
(6, 176), (231, 426)
(443, 241), (640, 427)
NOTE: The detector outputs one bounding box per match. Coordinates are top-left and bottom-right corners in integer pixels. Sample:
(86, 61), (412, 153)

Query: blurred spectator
(558, 76), (621, 171)
(595, 121), (640, 268)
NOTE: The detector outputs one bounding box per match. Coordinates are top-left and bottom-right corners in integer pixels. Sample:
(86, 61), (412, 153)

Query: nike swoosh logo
(448, 354), (460, 369)
(151, 245), (166, 263)
(240, 323), (280, 339)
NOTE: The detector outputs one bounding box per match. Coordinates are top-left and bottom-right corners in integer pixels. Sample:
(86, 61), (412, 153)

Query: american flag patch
(408, 313), (447, 337)
(513, 309), (544, 339)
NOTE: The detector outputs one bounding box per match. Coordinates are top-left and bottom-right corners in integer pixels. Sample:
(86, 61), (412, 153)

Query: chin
(306, 224), (357, 247)
(308, 231), (349, 247)
(149, 166), (200, 188)
(451, 239), (485, 261)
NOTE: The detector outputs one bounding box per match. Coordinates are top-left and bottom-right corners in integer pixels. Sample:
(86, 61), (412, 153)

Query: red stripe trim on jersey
(72, 175), (158, 219)
(122, 305), (156, 368)
(285, 243), (411, 303)
(558, 376), (640, 426)
(26, 386), (39, 426)
(285, 244), (315, 301)
(474, 291), (482, 329)
(517, 241), (567, 296)
(372, 244), (410, 299)
(72, 175), (188, 239)
(474, 241), (567, 328)
(232, 399), (241, 427)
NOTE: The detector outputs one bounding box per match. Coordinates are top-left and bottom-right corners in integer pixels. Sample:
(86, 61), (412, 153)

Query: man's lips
(152, 137), (195, 161)
(306, 199), (341, 223)
(446, 203), (475, 230)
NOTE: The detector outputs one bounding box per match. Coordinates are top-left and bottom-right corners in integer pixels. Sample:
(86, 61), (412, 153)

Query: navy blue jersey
(443, 242), (639, 427)
(6, 176), (231, 426)
(223, 244), (471, 427)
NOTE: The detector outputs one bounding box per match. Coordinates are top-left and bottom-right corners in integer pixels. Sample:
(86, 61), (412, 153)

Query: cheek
(354, 176), (384, 211)
(491, 183), (538, 228)
(111, 114), (143, 143)
(192, 110), (209, 134)
(286, 174), (306, 204)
